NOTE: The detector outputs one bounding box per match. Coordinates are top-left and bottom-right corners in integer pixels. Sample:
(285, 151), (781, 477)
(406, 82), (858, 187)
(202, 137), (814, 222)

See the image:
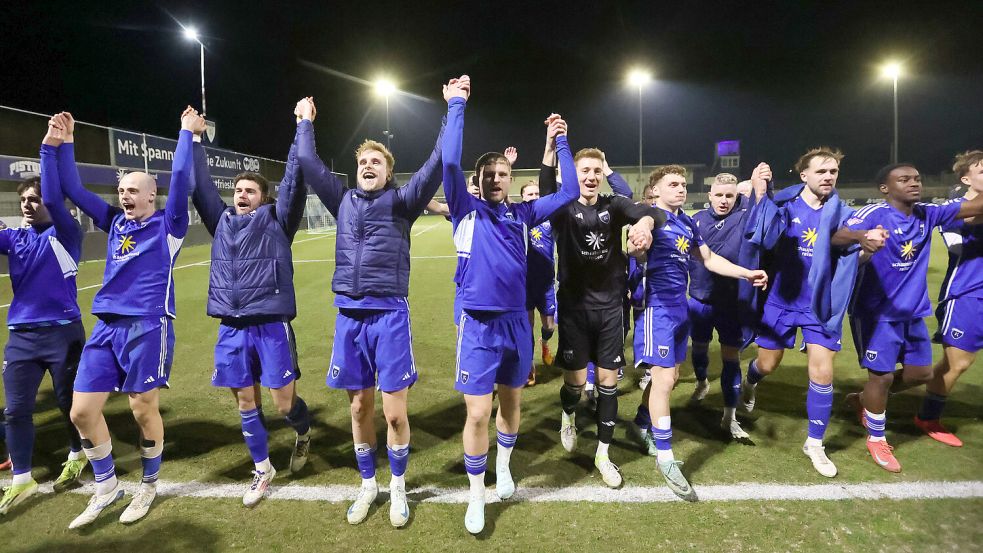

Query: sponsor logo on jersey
(586, 231), (606, 251)
(674, 235), (690, 254)
(901, 240), (917, 261)
(118, 234), (137, 255)
(865, 350), (878, 362)
(658, 345), (669, 358)
(530, 227), (544, 241)
(801, 227), (818, 247)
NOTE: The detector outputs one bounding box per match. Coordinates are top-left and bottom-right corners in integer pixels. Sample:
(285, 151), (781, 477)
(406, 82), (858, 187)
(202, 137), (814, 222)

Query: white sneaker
(119, 484), (156, 524)
(389, 481), (409, 528)
(594, 454), (623, 488)
(638, 370), (651, 391)
(802, 441), (838, 478)
(347, 482), (378, 525)
(290, 432), (312, 473)
(721, 412), (750, 440)
(740, 378), (757, 412)
(243, 467), (276, 507)
(690, 379), (710, 403)
(560, 413), (577, 453)
(464, 494), (485, 534)
(68, 483), (124, 529)
(496, 460), (515, 500)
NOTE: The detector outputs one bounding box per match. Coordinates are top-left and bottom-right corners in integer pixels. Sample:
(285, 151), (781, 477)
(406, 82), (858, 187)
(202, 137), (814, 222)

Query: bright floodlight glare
(374, 78), (397, 97)
(881, 62), (902, 80)
(628, 69), (651, 87)
(183, 26), (199, 41)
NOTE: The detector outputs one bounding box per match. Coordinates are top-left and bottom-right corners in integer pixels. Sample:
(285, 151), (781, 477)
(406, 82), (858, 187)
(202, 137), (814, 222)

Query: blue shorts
(455, 310), (531, 395)
(850, 316), (932, 374)
(936, 297), (983, 352)
(76, 316), (175, 393)
(454, 287), (463, 325)
(634, 303), (690, 369)
(755, 303), (842, 352)
(525, 273), (557, 316)
(688, 297), (742, 347)
(328, 309), (417, 393)
(3, 321), (85, 416)
(212, 320), (300, 389)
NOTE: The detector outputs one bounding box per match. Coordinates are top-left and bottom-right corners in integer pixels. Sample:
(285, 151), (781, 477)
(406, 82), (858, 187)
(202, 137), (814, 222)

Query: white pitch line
(293, 233), (336, 245)
(412, 221), (443, 237)
(8, 479), (983, 504)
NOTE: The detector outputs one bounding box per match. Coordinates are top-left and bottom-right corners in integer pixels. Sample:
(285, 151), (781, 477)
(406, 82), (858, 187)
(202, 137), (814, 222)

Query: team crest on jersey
(865, 350), (878, 362)
(714, 220), (725, 230)
(658, 345), (669, 358)
(801, 227), (818, 247)
(674, 236), (690, 254)
(331, 365), (341, 379)
(901, 240), (917, 260)
(460, 371), (470, 384)
(951, 328), (964, 339)
(599, 210), (610, 224)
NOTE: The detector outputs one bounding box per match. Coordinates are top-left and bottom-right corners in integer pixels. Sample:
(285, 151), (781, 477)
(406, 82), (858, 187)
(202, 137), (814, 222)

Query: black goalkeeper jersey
(551, 194), (665, 310)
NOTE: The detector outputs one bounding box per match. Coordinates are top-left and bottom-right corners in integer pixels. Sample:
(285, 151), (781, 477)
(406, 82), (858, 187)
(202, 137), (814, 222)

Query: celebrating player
(54, 108), (195, 527)
(518, 179), (557, 385)
(0, 125), (88, 515)
(294, 78), (456, 527)
(632, 164), (767, 500)
(837, 162), (983, 471)
(915, 151), (983, 446)
(687, 172), (754, 439)
(189, 116), (311, 507)
(444, 101), (580, 533)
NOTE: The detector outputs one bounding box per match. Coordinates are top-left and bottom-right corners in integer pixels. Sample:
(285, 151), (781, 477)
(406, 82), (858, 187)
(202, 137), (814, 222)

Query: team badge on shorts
(460, 371), (470, 384)
(865, 350), (878, 362)
(658, 345), (669, 358)
(331, 365), (341, 379)
(563, 350), (574, 363)
(951, 328), (964, 339)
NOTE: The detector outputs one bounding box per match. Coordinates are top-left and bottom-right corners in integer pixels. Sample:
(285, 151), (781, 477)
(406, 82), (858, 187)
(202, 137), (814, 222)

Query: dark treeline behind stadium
(3, 0), (982, 184)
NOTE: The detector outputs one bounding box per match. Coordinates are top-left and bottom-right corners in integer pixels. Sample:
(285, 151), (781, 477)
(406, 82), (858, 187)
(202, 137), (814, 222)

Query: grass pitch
(1, 217), (982, 552)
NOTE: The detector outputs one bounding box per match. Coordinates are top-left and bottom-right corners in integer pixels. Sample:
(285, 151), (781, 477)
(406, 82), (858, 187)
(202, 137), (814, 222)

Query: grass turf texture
(2, 217), (982, 551)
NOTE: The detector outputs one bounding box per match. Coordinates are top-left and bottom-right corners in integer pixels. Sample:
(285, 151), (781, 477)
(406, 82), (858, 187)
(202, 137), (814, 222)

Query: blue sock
(806, 381), (834, 440)
(864, 410), (886, 439)
(634, 404), (652, 428)
(4, 412), (34, 476)
(464, 453), (487, 475)
(387, 444), (410, 477)
(239, 408), (270, 464)
(83, 440), (117, 494)
(918, 392), (947, 421)
(720, 359), (742, 408)
(746, 359), (766, 385)
(692, 347), (709, 382)
(355, 443), (376, 479)
(541, 326), (555, 342)
(651, 416), (673, 461)
(140, 439), (163, 484)
(496, 431), (517, 449)
(284, 397), (311, 436)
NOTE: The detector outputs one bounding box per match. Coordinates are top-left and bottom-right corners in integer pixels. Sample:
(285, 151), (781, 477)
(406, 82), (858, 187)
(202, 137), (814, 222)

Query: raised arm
(537, 114), (560, 196)
(527, 117), (579, 225)
(54, 112), (119, 233)
(441, 77), (474, 219)
(603, 154), (633, 198)
(294, 97), (345, 218)
(40, 116), (82, 254)
(427, 199), (451, 217)
(396, 113), (448, 219)
(276, 127), (307, 240)
(164, 107), (197, 239)
(189, 122), (227, 236)
(956, 194), (983, 219)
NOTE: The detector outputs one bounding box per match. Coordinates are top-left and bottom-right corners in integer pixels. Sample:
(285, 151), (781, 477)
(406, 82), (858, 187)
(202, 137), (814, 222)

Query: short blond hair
(795, 146), (843, 173)
(355, 140), (395, 177)
(953, 150), (983, 178)
(648, 164), (687, 187)
(574, 148), (604, 163)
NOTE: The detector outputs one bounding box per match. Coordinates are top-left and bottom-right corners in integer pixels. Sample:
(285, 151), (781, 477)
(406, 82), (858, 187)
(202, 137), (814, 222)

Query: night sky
(4, 0), (982, 183)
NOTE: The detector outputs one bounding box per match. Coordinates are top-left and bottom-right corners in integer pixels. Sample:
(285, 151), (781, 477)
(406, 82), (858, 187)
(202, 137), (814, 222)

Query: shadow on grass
(17, 520), (222, 553)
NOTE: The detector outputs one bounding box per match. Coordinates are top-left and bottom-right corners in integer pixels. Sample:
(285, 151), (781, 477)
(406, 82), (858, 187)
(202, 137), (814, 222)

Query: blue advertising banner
(110, 129), (263, 178)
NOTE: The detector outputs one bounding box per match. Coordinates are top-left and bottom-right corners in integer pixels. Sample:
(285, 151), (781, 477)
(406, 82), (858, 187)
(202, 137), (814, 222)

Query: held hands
(751, 162), (772, 197)
(544, 114), (567, 142)
(180, 106), (204, 132)
(443, 75), (471, 103)
(627, 216), (655, 252)
(860, 225), (889, 254)
(295, 97), (316, 123)
(744, 269), (769, 290)
(44, 112), (77, 146)
(504, 147), (517, 166)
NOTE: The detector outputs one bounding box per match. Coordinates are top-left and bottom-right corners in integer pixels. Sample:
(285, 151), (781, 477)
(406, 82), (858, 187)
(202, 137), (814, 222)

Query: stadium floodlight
(627, 68), (652, 184)
(880, 61), (903, 164)
(183, 26), (200, 42)
(374, 78), (397, 150)
(181, 24), (207, 117)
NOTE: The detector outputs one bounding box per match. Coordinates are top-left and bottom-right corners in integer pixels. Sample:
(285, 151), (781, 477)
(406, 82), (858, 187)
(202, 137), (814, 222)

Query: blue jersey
(643, 208), (704, 308)
(847, 200), (963, 321)
(0, 144), (83, 327)
(57, 133), (192, 319)
(767, 195), (823, 312)
(442, 97), (580, 312)
(527, 220), (555, 275)
(938, 217), (983, 301)
(688, 195), (751, 304)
